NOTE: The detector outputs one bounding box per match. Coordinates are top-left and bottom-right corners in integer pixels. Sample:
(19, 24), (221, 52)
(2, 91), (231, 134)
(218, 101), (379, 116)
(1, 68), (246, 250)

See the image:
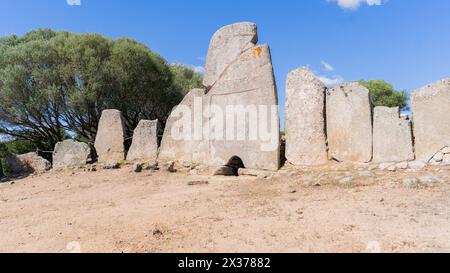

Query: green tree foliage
(0, 29), (203, 151)
(358, 80), (408, 110)
(2, 139), (35, 155)
(170, 64), (203, 96)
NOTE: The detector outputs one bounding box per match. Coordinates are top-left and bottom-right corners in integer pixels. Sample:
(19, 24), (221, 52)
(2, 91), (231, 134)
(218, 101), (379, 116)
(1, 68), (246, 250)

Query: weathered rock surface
(6, 152), (51, 175)
(408, 161), (427, 170)
(132, 163), (143, 173)
(94, 109), (126, 164)
(373, 107), (415, 163)
(379, 162), (395, 171)
(433, 152), (444, 162)
(53, 140), (91, 170)
(326, 83), (373, 163)
(103, 162), (120, 170)
(203, 22), (258, 88)
(146, 161), (159, 171)
(395, 162), (409, 170)
(159, 89), (209, 162)
(285, 67), (328, 166)
(160, 22), (280, 171)
(207, 43), (280, 171)
(160, 161), (176, 173)
(127, 120), (159, 162)
(429, 146), (450, 165)
(412, 79), (450, 162)
(443, 154), (450, 166)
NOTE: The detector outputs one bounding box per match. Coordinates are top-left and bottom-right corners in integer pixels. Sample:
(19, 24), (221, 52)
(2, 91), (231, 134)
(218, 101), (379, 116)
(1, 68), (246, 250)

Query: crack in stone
(205, 43), (258, 93)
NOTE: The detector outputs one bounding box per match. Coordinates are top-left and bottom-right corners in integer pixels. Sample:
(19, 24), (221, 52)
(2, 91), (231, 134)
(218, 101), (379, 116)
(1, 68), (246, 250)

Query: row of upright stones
(90, 23), (450, 170)
(4, 22), (449, 176)
(86, 22), (280, 170)
(3, 22), (279, 175)
(285, 67), (450, 167)
(94, 109), (159, 165)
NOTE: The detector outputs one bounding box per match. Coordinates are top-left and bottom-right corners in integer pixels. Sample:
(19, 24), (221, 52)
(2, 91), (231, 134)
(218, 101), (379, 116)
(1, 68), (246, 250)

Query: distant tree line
(0, 29), (203, 170)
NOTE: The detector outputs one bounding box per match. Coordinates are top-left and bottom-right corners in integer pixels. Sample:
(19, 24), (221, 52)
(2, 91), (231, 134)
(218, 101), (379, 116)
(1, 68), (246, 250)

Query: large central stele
(160, 22), (280, 171)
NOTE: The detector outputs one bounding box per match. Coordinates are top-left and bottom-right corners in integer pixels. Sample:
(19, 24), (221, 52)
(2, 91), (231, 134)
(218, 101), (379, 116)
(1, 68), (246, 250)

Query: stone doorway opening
(226, 156), (245, 176)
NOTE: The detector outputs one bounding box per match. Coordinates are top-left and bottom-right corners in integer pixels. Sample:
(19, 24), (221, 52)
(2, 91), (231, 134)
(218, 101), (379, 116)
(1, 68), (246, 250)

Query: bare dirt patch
(1, 164), (450, 253)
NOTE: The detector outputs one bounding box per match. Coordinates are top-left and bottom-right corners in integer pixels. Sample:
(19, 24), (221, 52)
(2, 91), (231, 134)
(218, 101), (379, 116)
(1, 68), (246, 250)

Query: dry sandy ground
(1, 164), (450, 253)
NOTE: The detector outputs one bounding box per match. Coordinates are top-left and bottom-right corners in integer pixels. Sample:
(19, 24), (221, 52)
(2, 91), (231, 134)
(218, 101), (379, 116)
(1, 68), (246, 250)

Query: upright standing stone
(373, 107), (414, 163)
(412, 79), (450, 162)
(94, 109), (126, 163)
(159, 22), (280, 171)
(53, 140), (91, 169)
(285, 67), (328, 166)
(206, 33), (280, 171)
(127, 120), (159, 162)
(326, 83), (373, 163)
(203, 22), (258, 89)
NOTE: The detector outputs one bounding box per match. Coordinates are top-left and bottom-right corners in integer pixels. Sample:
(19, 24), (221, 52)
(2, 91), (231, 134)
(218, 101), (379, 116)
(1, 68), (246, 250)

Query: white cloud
(321, 61), (334, 72)
(67, 0), (81, 6)
(329, 0), (382, 10)
(190, 65), (205, 74)
(317, 75), (345, 87)
(172, 63), (205, 75)
(316, 60), (342, 87)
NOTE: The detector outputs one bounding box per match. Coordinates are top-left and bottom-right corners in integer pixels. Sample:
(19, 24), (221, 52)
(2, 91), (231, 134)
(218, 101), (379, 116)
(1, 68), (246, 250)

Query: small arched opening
(226, 156), (246, 176)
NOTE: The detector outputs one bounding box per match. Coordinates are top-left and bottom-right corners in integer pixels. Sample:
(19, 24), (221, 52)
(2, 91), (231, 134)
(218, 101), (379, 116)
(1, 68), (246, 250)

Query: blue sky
(1, 0), (450, 129)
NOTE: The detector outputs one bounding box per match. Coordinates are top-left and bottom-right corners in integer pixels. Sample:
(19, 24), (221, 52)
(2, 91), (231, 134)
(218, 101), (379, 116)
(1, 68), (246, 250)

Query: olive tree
(358, 80), (408, 110)
(0, 29), (203, 151)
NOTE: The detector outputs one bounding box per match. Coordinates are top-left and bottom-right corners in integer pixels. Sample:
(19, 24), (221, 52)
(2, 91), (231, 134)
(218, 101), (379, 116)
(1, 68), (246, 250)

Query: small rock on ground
(146, 161), (159, 171)
(103, 162), (120, 170)
(379, 163), (395, 171)
(359, 171), (374, 178)
(395, 162), (408, 169)
(161, 161), (176, 173)
(338, 176), (354, 185)
(132, 163), (143, 173)
(187, 181), (209, 186)
(213, 166), (236, 176)
(408, 161), (427, 170)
